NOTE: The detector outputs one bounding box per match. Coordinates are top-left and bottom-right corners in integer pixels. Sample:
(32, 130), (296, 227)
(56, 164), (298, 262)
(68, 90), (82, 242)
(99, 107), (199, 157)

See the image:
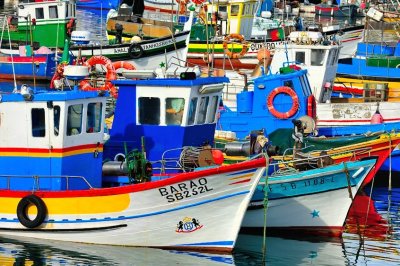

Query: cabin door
(28, 105), (52, 176)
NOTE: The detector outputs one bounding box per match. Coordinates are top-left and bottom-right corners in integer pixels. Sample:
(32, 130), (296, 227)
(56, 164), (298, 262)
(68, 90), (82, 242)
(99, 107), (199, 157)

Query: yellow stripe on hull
(0, 193), (130, 214)
(0, 148), (103, 158)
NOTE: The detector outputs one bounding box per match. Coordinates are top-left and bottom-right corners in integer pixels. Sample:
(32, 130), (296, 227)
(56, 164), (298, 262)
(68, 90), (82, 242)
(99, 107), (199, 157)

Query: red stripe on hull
(0, 157), (266, 197)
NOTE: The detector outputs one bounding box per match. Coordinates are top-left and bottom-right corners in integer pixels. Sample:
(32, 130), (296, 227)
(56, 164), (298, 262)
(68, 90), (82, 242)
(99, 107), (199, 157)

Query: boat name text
(159, 178), (213, 202)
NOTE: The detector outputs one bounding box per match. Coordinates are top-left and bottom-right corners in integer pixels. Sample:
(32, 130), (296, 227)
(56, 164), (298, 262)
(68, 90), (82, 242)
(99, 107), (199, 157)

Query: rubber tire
(17, 195), (47, 229)
(128, 43), (144, 59)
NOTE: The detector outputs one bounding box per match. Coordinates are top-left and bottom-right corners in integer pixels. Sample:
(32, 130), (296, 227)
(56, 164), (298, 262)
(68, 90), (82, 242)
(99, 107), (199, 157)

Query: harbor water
(0, 2), (399, 265)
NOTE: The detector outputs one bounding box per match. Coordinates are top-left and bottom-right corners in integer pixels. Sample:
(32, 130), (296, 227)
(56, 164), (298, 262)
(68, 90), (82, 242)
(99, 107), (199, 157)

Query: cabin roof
(253, 69), (308, 83)
(113, 76), (229, 87)
(0, 90), (102, 102)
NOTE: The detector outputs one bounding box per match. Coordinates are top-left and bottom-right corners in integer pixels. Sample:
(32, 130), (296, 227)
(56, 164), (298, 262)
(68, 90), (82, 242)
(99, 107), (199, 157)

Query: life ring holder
(267, 86), (300, 119)
(79, 55), (118, 98)
(306, 94), (316, 118)
(17, 194), (47, 229)
(128, 43), (144, 59)
(222, 34), (248, 59)
(66, 18), (75, 36)
(50, 62), (68, 89)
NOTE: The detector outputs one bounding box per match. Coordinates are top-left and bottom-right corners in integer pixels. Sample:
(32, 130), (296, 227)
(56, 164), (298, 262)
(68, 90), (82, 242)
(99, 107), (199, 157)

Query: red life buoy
(307, 94), (316, 119)
(79, 55), (118, 98)
(112, 61), (136, 71)
(267, 86), (299, 119)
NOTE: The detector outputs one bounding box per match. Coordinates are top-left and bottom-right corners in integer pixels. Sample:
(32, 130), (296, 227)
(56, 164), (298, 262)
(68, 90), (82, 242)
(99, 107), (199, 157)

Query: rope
(262, 152), (270, 263)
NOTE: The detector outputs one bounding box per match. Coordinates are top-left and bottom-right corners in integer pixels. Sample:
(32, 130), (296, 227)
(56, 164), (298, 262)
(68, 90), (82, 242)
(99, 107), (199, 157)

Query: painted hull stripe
(1, 190), (250, 224)
(178, 241), (234, 247)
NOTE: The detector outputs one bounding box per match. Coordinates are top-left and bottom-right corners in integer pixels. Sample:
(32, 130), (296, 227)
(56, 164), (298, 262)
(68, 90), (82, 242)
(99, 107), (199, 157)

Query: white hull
(0, 164), (264, 251)
(317, 101), (400, 126)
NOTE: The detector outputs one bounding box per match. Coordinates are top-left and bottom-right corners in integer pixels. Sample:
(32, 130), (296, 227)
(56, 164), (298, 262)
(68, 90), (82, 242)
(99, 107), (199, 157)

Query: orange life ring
(79, 55), (118, 98)
(222, 34), (248, 59)
(267, 86), (299, 119)
(112, 61), (136, 71)
(307, 94), (316, 119)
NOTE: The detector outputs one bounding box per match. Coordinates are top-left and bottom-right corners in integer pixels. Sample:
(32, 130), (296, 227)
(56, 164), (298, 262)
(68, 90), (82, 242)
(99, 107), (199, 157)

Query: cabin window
(207, 96), (219, 123)
(299, 75), (310, 95)
(231, 5), (240, 16)
(138, 97), (160, 125)
(32, 108), (45, 137)
(54, 106), (60, 136)
(219, 6), (227, 12)
(49, 6), (58, 19)
(87, 102), (102, 133)
(188, 98), (198, 125)
(283, 80), (294, 89)
(295, 51), (305, 64)
(197, 96), (209, 124)
(310, 49), (325, 66)
(67, 104), (83, 136)
(166, 98), (185, 125)
(35, 8), (45, 20)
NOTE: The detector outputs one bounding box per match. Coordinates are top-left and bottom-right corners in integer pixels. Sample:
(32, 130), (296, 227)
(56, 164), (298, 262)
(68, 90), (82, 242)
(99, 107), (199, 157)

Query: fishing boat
(0, 0), (75, 81)
(0, 0), (76, 49)
(77, 0), (122, 11)
(241, 157), (377, 236)
(334, 8), (400, 106)
(216, 33), (400, 175)
(315, 3), (360, 18)
(0, 66), (265, 252)
(0, 48), (58, 81)
(107, 0), (363, 70)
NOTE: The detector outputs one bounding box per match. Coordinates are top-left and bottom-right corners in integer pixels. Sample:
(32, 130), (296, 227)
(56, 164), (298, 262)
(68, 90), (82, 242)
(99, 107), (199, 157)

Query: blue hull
(337, 42), (400, 80)
(77, 0), (121, 10)
(0, 54), (56, 80)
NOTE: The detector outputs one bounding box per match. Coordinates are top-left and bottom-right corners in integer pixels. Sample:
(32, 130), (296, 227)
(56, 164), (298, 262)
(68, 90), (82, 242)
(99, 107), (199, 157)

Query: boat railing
(0, 175), (93, 191)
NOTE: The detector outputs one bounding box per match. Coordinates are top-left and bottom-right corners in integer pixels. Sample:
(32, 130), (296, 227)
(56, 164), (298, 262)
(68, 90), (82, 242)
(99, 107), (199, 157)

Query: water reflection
(0, 236), (234, 265)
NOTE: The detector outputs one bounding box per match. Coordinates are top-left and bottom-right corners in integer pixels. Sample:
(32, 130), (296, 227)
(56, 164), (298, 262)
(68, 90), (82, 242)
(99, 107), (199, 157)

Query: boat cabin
(218, 68), (314, 139)
(270, 31), (342, 103)
(0, 87), (106, 190)
(4, 0), (76, 49)
(104, 69), (228, 173)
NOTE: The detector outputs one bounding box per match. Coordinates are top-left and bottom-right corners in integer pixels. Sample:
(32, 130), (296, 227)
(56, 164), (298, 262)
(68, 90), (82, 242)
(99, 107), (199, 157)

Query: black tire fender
(17, 194), (47, 229)
(128, 43), (144, 59)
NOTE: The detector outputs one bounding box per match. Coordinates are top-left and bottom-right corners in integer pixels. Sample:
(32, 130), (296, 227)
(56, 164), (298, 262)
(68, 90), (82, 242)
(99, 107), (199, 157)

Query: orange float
(112, 61), (136, 71)
(79, 55), (118, 98)
(267, 86), (299, 119)
(222, 34), (248, 59)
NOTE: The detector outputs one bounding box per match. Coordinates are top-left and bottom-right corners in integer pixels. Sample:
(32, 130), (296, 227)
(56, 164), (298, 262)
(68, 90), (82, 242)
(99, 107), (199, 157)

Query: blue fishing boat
(77, 0), (122, 11)
(0, 51), (57, 81)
